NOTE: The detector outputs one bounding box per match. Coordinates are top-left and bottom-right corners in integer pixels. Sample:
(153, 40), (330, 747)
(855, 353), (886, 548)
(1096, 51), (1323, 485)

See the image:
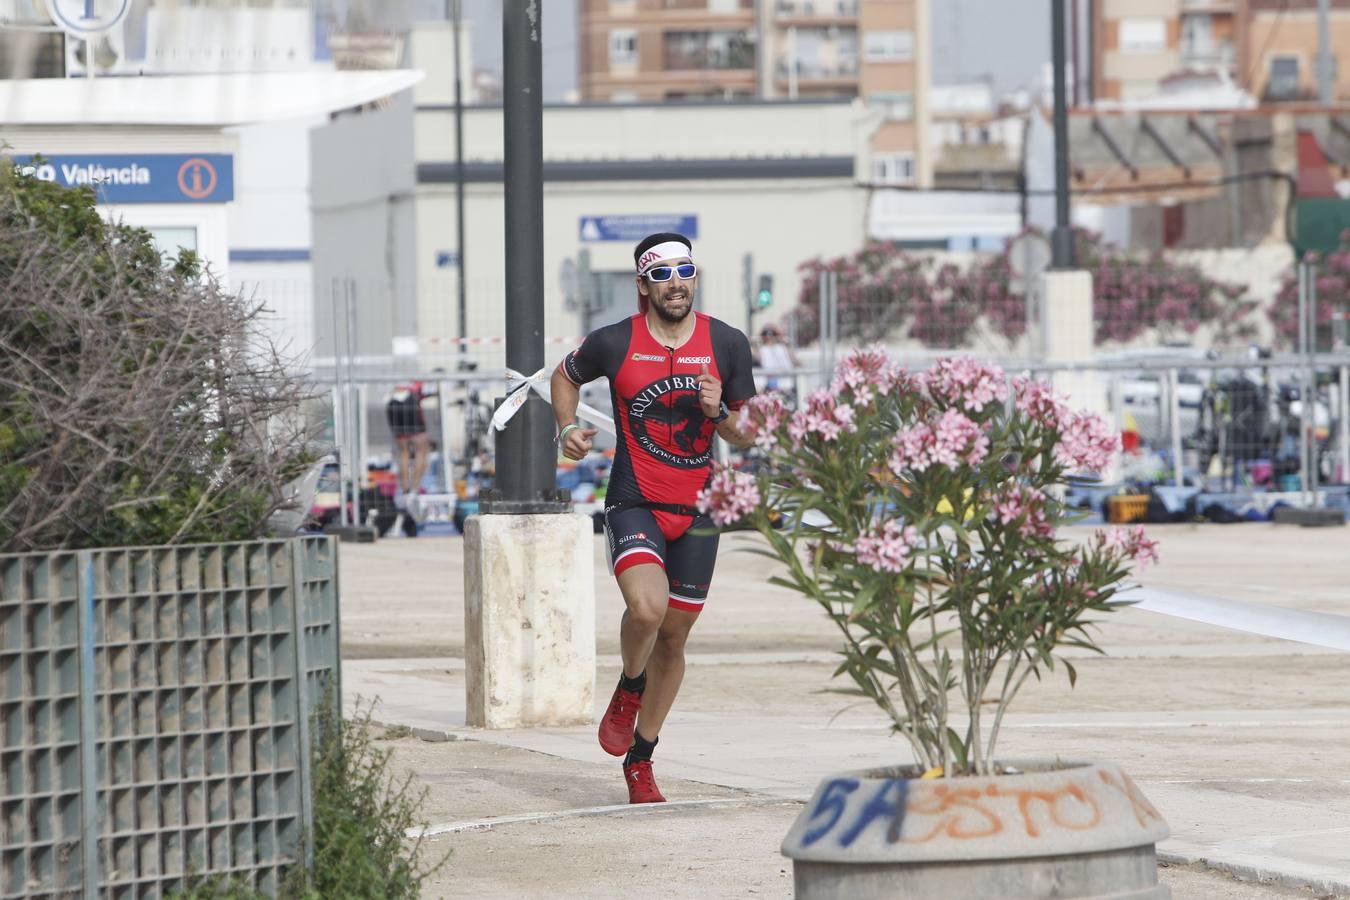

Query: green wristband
(557, 422), (580, 443)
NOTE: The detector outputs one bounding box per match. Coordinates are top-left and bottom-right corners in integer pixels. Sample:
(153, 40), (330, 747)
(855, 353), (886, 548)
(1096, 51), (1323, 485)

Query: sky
(416, 0), (578, 103)
(419, 0), (1049, 103)
(931, 0), (1051, 95)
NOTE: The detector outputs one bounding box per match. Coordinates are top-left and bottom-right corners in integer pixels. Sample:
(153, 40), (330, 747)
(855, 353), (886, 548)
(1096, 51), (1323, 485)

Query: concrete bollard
(463, 513), (596, 728)
(1042, 269), (1117, 482)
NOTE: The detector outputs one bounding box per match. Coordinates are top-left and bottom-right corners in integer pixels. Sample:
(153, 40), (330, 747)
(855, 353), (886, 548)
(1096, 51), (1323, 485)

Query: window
(663, 30), (754, 70)
(872, 152), (915, 186)
(863, 30), (913, 62)
(869, 91), (913, 121)
(146, 226), (198, 257)
(1267, 55), (1301, 100)
(1119, 18), (1167, 53)
(609, 29), (638, 69)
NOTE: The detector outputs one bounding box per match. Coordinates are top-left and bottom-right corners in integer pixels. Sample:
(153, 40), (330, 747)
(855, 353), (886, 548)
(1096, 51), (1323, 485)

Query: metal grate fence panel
(0, 537), (338, 900)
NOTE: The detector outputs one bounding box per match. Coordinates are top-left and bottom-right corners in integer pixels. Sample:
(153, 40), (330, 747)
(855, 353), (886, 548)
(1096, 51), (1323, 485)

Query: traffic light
(756, 274), (773, 310)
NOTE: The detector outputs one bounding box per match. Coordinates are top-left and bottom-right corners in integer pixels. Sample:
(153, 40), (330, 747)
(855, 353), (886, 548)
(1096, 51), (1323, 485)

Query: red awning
(1297, 130), (1339, 198)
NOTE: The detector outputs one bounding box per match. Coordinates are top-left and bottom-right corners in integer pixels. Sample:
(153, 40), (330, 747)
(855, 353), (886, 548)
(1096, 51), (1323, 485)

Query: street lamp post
(490, 0), (566, 513)
(1051, 0), (1075, 269)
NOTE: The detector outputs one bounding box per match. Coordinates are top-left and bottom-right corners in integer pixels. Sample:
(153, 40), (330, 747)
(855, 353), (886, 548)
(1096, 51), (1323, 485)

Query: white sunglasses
(643, 263), (698, 282)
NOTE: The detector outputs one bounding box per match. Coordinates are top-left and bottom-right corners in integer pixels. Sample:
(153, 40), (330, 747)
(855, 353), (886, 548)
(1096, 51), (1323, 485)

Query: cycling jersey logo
(626, 375), (711, 468)
(631, 352), (666, 362)
(677, 355), (712, 365)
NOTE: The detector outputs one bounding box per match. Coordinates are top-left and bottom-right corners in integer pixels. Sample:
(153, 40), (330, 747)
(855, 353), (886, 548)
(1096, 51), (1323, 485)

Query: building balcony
(775, 58), (859, 84)
(659, 0), (755, 11)
(775, 0), (859, 24)
(1181, 40), (1235, 69)
(664, 48), (756, 71)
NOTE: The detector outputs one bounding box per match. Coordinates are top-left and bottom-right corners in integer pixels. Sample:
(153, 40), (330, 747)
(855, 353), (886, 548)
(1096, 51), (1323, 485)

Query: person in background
(385, 380), (435, 508)
(754, 324), (798, 394)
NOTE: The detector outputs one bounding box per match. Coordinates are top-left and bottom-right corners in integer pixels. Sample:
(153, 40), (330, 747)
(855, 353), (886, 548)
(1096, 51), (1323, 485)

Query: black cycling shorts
(604, 505), (718, 613)
(386, 396), (426, 439)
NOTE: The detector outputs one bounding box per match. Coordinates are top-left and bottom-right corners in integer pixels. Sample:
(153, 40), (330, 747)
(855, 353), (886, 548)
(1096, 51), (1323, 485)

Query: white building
(414, 99), (873, 352)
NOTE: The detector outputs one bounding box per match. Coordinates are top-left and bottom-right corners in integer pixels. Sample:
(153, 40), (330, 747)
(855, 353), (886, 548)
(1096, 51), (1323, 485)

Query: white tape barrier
(490, 367), (617, 436)
(1128, 585), (1350, 652)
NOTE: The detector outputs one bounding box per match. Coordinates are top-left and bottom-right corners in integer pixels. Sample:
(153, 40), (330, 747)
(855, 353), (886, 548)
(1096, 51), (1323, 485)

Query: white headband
(636, 241), (693, 275)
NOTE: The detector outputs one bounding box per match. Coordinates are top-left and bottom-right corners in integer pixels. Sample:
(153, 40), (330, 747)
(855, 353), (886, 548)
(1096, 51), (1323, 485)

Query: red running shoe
(624, 759), (666, 804)
(597, 684), (642, 756)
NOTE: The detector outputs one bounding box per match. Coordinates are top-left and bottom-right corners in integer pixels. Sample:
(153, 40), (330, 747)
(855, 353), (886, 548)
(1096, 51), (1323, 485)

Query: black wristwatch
(709, 401), (730, 425)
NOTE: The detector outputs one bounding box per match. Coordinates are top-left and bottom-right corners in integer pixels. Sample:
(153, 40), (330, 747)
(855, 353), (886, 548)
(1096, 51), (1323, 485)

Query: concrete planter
(782, 760), (1169, 899)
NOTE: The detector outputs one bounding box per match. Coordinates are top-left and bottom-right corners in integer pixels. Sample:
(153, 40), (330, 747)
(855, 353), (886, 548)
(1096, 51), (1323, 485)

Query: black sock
(619, 670), (647, 694)
(625, 732), (658, 766)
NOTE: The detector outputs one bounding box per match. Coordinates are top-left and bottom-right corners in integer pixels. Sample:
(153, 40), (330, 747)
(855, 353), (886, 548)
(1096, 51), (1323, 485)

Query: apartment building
(578, 0), (930, 185)
(1238, 0), (1350, 102)
(1088, 0), (1235, 103)
(1088, 0), (1350, 105)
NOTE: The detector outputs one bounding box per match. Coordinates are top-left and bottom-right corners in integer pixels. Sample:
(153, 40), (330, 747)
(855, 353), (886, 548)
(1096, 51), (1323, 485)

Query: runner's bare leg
(635, 606), (698, 741)
(396, 438), (413, 494)
(616, 564), (669, 678)
(410, 433), (431, 492)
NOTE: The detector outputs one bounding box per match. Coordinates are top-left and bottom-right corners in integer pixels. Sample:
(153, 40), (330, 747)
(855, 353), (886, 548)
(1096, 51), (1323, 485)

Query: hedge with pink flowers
(790, 230), (1257, 350)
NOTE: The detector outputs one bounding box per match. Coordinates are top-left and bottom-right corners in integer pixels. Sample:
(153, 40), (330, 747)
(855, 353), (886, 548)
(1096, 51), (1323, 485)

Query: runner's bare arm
(551, 364), (597, 460)
(714, 416), (754, 450)
(551, 364), (580, 429)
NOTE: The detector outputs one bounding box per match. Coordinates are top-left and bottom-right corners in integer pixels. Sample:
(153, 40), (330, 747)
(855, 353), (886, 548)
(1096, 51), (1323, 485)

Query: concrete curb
(370, 718), (461, 743)
(407, 797), (804, 839)
(1157, 849), (1350, 896)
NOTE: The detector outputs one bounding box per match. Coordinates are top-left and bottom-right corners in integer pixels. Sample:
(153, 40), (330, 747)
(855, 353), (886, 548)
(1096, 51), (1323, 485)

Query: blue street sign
(579, 214), (698, 242)
(10, 154), (234, 204)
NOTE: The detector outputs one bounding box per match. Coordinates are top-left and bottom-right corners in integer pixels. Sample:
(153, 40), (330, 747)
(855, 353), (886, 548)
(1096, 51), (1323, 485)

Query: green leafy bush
(285, 699), (449, 899)
(172, 698), (449, 900)
(0, 159), (313, 550)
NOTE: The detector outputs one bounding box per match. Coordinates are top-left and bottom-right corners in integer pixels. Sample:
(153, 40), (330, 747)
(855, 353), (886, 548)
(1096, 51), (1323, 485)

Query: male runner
(550, 232), (756, 804)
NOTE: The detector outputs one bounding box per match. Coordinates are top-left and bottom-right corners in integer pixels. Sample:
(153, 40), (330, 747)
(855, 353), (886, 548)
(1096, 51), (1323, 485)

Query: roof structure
(0, 70), (424, 127)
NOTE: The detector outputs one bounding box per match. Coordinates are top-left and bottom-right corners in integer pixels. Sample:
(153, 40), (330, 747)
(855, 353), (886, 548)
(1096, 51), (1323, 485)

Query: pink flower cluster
(1054, 411), (1120, 473)
(926, 357), (1008, 413)
(696, 465), (761, 527)
(788, 389), (858, 443)
(889, 408), (990, 475)
(831, 347), (901, 406)
(736, 394), (787, 452)
(1103, 525), (1160, 568)
(1012, 376), (1070, 431)
(853, 520), (920, 574)
(991, 484), (1054, 538)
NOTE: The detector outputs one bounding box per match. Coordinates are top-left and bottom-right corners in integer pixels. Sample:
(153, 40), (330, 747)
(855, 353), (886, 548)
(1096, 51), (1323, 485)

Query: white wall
(412, 100), (869, 362)
(226, 118), (318, 251)
(415, 176), (867, 356)
(415, 101), (863, 165)
(100, 202), (231, 278)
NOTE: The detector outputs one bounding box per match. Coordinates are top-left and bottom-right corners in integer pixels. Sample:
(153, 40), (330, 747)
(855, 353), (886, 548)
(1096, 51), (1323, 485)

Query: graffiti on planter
(800, 775), (1117, 848)
(1097, 769), (1164, 828)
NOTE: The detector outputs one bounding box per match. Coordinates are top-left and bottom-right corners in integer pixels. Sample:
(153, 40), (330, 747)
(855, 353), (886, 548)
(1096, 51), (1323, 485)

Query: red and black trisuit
(561, 312), (755, 613)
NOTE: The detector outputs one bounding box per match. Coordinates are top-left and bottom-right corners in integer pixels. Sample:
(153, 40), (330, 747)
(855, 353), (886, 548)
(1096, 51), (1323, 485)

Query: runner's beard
(651, 291), (692, 324)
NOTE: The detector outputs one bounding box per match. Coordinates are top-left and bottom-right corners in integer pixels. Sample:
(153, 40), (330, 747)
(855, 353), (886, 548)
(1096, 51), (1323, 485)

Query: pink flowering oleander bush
(1269, 235), (1350, 349)
(698, 350), (1159, 777)
(789, 229), (1256, 350)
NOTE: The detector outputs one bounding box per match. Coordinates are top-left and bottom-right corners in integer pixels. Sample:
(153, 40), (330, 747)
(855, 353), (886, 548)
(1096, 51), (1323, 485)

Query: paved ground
(339, 524), (1350, 899)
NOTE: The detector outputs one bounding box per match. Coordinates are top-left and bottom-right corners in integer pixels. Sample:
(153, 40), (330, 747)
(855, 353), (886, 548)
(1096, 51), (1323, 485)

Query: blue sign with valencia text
(11, 154), (235, 204)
